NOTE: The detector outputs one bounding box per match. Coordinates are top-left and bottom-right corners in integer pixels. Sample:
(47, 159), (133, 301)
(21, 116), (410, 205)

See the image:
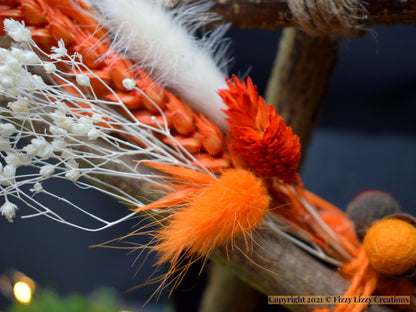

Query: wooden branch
(199, 263), (262, 312)
(265, 28), (338, 151)
(209, 0), (416, 29)
(211, 229), (394, 312)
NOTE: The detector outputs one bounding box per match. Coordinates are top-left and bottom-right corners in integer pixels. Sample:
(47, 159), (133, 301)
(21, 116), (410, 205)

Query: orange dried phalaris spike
(163, 135), (202, 154)
(195, 113), (225, 157)
(20, 0), (48, 26)
(30, 27), (53, 50)
(47, 0), (109, 40)
(2, 0), (20, 5)
(193, 153), (232, 172)
(0, 8), (23, 32)
(109, 57), (135, 91)
(132, 109), (172, 129)
(68, 69), (113, 96)
(73, 31), (108, 69)
(46, 8), (76, 44)
(141, 84), (167, 113)
(104, 90), (143, 110)
(165, 93), (195, 136)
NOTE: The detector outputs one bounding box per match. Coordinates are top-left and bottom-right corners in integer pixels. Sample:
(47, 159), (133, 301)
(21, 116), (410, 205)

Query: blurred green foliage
(7, 288), (120, 312)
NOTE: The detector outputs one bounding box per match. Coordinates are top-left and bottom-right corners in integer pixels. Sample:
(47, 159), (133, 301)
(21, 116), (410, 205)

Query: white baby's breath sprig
(0, 200), (18, 222)
(3, 19), (31, 43)
(0, 19), (207, 230)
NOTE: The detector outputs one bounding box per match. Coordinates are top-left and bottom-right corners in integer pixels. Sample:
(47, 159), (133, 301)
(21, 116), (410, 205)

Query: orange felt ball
(364, 218), (416, 275)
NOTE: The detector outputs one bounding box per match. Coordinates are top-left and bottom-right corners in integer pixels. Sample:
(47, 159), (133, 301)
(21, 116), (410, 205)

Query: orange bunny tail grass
(220, 75), (301, 184)
(155, 169), (270, 262)
(133, 164), (270, 289)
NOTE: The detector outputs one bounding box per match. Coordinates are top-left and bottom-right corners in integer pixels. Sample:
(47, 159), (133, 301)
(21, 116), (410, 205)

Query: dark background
(0, 24), (415, 311)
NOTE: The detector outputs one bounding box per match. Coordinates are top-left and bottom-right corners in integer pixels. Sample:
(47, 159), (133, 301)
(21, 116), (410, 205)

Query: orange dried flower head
(220, 75), (301, 184)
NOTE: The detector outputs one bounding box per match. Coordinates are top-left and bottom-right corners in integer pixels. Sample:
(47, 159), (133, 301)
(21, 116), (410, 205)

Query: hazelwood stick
(208, 0), (416, 29)
(266, 28), (337, 152)
(211, 228), (394, 312)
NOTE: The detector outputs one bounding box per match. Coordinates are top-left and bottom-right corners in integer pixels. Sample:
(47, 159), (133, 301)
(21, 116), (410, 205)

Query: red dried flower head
(219, 75), (301, 184)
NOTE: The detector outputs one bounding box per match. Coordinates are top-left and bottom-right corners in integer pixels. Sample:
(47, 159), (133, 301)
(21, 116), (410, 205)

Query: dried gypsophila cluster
(0, 19), (207, 229)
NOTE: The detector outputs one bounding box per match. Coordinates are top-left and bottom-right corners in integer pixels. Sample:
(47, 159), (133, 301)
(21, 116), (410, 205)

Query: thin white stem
(263, 215), (344, 267)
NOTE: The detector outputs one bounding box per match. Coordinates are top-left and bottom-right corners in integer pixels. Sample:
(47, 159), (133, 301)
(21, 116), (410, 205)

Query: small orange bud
(20, 0), (47, 26)
(195, 114), (224, 156)
(364, 218), (416, 275)
(166, 94), (195, 135)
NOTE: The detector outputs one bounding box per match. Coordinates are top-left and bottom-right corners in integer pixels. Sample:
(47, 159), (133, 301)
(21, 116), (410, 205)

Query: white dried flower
(87, 128), (100, 140)
(65, 169), (81, 182)
(1, 165), (16, 186)
(51, 138), (67, 150)
(21, 51), (41, 65)
(21, 74), (46, 92)
(23, 138), (54, 159)
(39, 165), (55, 178)
(65, 159), (79, 169)
(30, 182), (44, 194)
(0, 138), (11, 151)
(3, 19), (31, 43)
(122, 78), (136, 91)
(5, 152), (30, 167)
(0, 201), (18, 222)
(0, 123), (17, 136)
(49, 39), (67, 59)
(76, 74), (90, 86)
(9, 47), (25, 61)
(91, 113), (104, 124)
(51, 111), (75, 131)
(64, 157), (80, 182)
(43, 62), (56, 74)
(7, 97), (29, 114)
(1, 77), (15, 89)
(72, 122), (90, 136)
(4, 51), (20, 70)
(49, 125), (67, 136)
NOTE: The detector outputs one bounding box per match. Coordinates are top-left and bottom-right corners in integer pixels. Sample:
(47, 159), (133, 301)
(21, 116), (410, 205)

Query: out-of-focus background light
(13, 281), (32, 303)
(0, 270), (36, 308)
(11, 271), (36, 304)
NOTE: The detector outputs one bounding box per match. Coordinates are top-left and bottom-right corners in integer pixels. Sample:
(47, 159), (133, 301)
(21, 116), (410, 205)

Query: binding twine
(287, 0), (367, 37)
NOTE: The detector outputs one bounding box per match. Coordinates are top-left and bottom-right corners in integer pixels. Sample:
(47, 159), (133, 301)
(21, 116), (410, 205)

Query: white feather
(89, 0), (230, 131)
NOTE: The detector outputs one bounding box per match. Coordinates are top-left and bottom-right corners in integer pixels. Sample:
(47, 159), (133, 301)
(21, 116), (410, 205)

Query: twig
(265, 28), (337, 151)
(209, 0), (416, 29)
(211, 228), (393, 312)
(199, 263), (262, 312)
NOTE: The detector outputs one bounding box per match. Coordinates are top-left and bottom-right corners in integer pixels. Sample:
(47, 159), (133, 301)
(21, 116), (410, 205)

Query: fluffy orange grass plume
(132, 164), (271, 288)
